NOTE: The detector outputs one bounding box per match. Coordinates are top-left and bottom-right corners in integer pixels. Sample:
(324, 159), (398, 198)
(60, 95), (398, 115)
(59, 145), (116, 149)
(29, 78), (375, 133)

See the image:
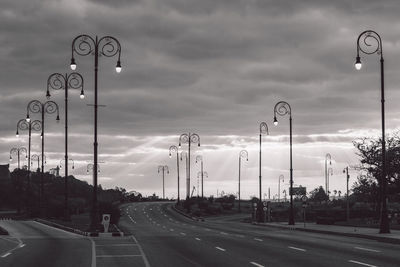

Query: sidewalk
(257, 222), (400, 244)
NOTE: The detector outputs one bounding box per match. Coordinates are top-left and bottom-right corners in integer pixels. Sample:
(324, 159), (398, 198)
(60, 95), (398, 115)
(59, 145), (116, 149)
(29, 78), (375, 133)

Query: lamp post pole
(158, 165), (169, 199)
(197, 171), (208, 198)
(26, 100), (60, 215)
(70, 35), (122, 230)
(274, 101), (294, 225)
(258, 122), (269, 221)
(169, 146), (180, 203)
(278, 175), (284, 203)
(47, 72), (84, 220)
(355, 30), (389, 233)
(343, 167), (350, 221)
(179, 133), (200, 199)
(325, 153), (332, 196)
(196, 155), (205, 198)
(238, 150), (248, 213)
(31, 154), (45, 172)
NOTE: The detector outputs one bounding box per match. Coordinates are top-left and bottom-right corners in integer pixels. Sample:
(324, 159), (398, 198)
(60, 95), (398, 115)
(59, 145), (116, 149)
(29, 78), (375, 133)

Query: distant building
(49, 166), (60, 177)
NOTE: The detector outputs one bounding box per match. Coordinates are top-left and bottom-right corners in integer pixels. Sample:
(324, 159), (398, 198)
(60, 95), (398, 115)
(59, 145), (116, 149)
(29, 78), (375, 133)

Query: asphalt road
(119, 201), (400, 267)
(0, 220), (92, 267)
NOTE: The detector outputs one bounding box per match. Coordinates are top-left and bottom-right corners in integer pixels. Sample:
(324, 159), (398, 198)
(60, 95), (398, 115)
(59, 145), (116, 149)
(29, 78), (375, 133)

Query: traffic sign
(301, 195), (308, 202)
(263, 201), (268, 206)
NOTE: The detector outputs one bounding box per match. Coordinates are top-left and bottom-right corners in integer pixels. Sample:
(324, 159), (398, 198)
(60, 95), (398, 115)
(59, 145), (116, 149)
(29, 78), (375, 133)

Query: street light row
(10, 35), (122, 229)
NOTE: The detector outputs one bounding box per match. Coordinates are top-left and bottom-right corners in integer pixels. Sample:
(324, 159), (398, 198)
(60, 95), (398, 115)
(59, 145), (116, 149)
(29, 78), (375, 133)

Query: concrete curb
(255, 223), (400, 244)
(171, 205), (204, 222)
(34, 219), (124, 237)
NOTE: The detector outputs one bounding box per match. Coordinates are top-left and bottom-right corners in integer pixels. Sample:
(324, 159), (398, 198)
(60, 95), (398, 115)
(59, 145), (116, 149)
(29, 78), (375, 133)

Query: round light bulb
(80, 93), (85, 99)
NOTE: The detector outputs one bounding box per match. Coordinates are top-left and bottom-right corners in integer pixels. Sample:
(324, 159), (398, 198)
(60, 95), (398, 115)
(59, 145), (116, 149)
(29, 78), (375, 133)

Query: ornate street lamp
(31, 154), (46, 172)
(258, 122), (269, 221)
(10, 147), (27, 169)
(278, 174), (284, 202)
(355, 30), (389, 234)
(273, 101), (294, 225)
(47, 72), (83, 220)
(26, 100), (60, 214)
(325, 153), (332, 196)
(60, 159), (75, 170)
(71, 34), (122, 230)
(196, 155), (207, 198)
(238, 149), (248, 212)
(179, 133), (200, 199)
(87, 163), (100, 174)
(169, 145), (180, 203)
(16, 119), (41, 191)
(158, 165), (169, 199)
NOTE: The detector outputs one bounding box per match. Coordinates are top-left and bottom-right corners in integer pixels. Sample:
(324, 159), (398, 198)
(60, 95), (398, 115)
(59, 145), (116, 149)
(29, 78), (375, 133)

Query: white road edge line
(132, 234), (151, 267)
(1, 252), (11, 258)
(96, 255), (142, 257)
(348, 260), (377, 267)
(215, 247), (226, 252)
(250, 261), (265, 267)
(288, 246), (306, 252)
(354, 247), (381, 253)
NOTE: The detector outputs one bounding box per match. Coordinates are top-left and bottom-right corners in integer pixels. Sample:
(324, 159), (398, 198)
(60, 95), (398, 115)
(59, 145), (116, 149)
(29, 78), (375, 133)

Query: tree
(353, 132), (400, 201)
(309, 186), (328, 203)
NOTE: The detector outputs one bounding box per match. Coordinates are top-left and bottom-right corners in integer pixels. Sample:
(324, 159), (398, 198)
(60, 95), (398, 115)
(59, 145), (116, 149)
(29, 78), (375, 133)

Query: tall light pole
(273, 101), (294, 225)
(196, 155), (206, 198)
(26, 100), (59, 215)
(16, 119), (42, 192)
(169, 145), (180, 203)
(258, 122), (269, 221)
(179, 133), (200, 199)
(355, 30), (389, 234)
(70, 34), (122, 230)
(87, 163), (100, 174)
(238, 149), (248, 213)
(180, 151), (188, 198)
(325, 153), (332, 196)
(278, 175), (284, 202)
(158, 165), (169, 199)
(47, 72), (84, 220)
(327, 167), (333, 197)
(343, 167), (350, 221)
(197, 171), (208, 198)
(10, 147), (27, 169)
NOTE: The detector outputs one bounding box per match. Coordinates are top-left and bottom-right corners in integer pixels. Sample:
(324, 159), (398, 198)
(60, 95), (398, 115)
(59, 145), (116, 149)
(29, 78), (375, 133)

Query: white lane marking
(96, 255), (142, 258)
(19, 244), (25, 248)
(128, 216), (136, 224)
(215, 247), (226, 252)
(235, 234), (245, 238)
(220, 232), (228, 235)
(288, 246), (306, 252)
(250, 262), (265, 267)
(1, 252), (11, 258)
(348, 260), (377, 267)
(180, 232), (186, 236)
(195, 238), (201, 241)
(254, 238), (263, 242)
(354, 247), (380, 253)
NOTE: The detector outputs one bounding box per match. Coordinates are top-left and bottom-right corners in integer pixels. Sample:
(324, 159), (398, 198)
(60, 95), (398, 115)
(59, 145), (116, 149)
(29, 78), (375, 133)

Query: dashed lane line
(195, 238), (201, 241)
(288, 246), (306, 252)
(96, 255), (143, 258)
(215, 247), (226, 252)
(180, 232), (186, 236)
(1, 253), (11, 258)
(254, 238), (263, 242)
(250, 262), (265, 267)
(348, 260), (377, 267)
(354, 247), (380, 253)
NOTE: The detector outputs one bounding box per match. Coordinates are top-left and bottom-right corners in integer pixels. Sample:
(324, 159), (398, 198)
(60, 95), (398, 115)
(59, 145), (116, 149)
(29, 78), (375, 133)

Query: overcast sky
(1, 0), (400, 199)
